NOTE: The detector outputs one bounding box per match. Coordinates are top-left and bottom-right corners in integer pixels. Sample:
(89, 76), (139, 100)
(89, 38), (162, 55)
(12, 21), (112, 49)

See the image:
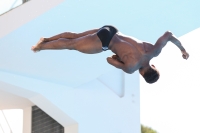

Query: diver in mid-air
(32, 25), (189, 84)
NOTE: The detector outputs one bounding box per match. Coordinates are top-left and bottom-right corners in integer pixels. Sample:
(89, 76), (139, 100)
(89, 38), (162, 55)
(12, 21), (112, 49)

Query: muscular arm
(107, 57), (124, 69)
(107, 55), (137, 74)
(44, 28), (99, 41)
(151, 31), (189, 59)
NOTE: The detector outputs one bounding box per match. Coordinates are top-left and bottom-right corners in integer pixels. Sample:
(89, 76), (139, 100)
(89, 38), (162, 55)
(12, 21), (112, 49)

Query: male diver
(31, 25), (189, 84)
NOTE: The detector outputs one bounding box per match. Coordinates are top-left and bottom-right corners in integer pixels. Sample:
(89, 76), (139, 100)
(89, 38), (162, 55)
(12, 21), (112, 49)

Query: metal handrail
(9, 0), (19, 9)
(1, 110), (13, 133)
(22, 0), (30, 3)
(0, 123), (5, 133)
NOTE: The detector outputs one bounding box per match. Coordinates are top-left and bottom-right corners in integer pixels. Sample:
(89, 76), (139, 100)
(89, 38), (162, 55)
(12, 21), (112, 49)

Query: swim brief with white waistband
(97, 25), (118, 51)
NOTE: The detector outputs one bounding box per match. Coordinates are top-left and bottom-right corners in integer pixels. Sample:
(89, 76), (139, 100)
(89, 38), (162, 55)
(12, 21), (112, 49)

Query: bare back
(107, 32), (150, 73)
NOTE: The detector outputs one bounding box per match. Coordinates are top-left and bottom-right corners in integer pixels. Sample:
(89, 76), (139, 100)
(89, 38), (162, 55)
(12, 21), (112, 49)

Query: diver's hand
(181, 50), (189, 60)
(112, 55), (124, 63)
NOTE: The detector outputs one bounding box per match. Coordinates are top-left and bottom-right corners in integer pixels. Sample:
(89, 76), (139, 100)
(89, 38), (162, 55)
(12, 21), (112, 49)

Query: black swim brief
(97, 25), (118, 51)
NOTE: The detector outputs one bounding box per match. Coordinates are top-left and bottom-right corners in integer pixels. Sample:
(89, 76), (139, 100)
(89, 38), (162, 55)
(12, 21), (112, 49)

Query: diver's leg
(31, 33), (102, 54)
(42, 29), (99, 42)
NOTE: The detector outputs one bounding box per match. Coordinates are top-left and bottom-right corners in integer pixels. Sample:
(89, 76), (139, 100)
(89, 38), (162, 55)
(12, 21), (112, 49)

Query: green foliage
(141, 125), (158, 133)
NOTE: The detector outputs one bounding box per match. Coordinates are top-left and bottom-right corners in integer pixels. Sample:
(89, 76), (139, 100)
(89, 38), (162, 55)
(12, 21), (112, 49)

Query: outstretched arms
(151, 31), (189, 59)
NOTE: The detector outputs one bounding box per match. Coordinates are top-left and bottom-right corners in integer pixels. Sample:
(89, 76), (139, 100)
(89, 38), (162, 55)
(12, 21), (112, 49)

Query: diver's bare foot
(31, 38), (46, 52)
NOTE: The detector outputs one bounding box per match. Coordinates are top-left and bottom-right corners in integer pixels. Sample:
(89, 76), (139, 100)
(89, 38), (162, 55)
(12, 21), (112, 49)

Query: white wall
(140, 28), (200, 133)
(23, 107), (32, 133)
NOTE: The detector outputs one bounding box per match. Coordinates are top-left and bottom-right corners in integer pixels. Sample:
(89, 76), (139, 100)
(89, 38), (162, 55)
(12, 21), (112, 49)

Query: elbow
(123, 66), (134, 74)
(123, 70), (132, 74)
(126, 71), (133, 74)
(165, 31), (172, 34)
(164, 31), (173, 38)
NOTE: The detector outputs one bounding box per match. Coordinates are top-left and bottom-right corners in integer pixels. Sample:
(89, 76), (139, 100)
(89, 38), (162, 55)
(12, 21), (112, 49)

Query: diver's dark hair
(143, 67), (160, 84)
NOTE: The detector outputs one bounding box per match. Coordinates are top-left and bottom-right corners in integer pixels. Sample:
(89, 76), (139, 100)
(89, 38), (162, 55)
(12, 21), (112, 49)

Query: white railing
(0, 110), (12, 133)
(0, 123), (5, 133)
(0, 0), (23, 15)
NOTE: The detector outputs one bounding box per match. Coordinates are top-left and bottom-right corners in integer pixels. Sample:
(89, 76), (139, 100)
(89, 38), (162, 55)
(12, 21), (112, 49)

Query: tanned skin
(31, 27), (189, 77)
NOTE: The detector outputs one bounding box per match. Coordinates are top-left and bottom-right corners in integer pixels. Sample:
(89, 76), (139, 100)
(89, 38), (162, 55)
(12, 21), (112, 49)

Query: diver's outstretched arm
(151, 31), (189, 59)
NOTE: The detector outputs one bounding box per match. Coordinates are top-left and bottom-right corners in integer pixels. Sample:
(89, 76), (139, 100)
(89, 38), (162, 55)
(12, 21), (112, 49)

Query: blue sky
(1, 0), (200, 133)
